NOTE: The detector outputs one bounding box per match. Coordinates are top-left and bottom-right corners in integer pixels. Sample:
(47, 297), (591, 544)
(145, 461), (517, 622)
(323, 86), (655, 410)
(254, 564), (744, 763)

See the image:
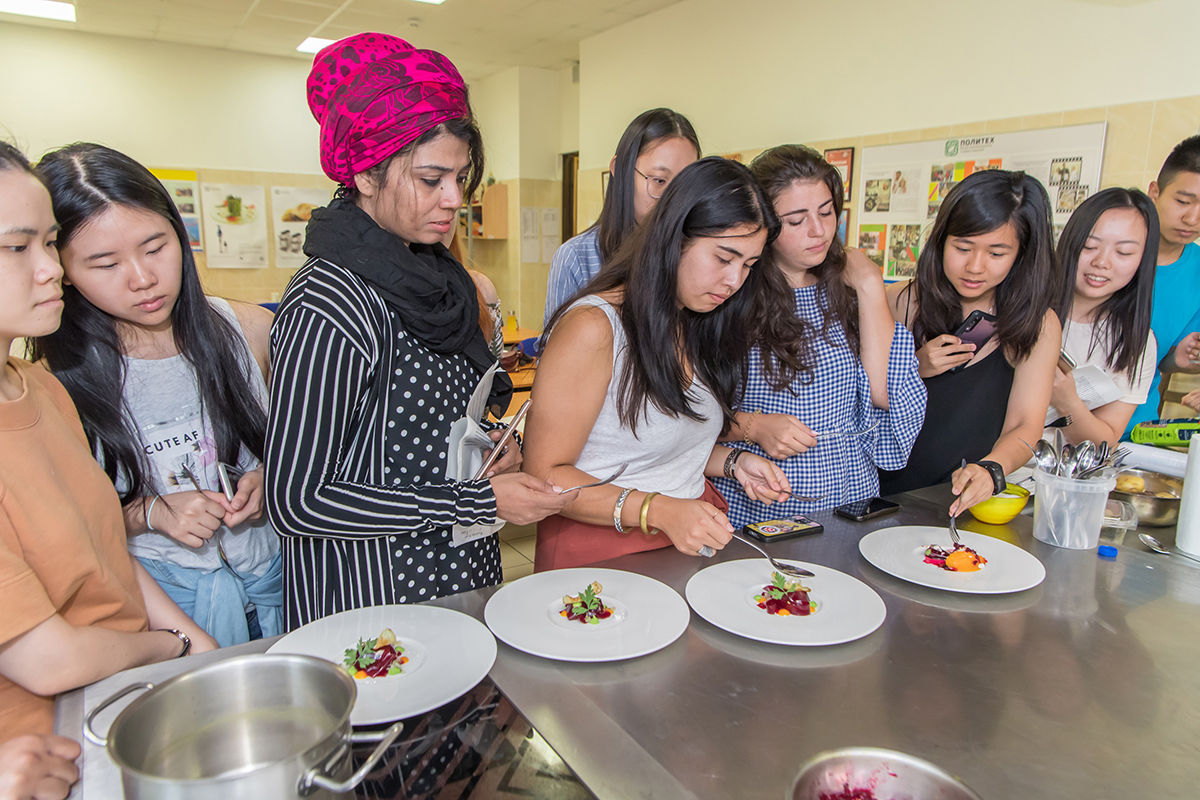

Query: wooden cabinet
(461, 183), (508, 240)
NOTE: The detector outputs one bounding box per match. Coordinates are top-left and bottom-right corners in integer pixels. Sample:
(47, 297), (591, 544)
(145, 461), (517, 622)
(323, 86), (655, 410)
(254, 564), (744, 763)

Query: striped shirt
(266, 258), (502, 630)
(715, 284), (927, 526)
(543, 227), (603, 326)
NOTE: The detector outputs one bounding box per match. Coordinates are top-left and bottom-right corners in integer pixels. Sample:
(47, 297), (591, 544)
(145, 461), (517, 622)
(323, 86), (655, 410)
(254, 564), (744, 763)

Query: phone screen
(836, 498), (900, 520)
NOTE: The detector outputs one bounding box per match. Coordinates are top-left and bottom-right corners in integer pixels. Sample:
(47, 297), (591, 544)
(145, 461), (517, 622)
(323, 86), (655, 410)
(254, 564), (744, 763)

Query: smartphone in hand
(948, 310), (997, 373)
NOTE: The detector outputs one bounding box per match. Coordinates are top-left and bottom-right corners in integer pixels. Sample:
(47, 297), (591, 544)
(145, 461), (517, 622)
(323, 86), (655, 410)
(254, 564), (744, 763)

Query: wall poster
(200, 184), (267, 268)
(150, 169), (203, 251)
(824, 147), (854, 202)
(270, 186), (331, 270)
(855, 123), (1106, 278)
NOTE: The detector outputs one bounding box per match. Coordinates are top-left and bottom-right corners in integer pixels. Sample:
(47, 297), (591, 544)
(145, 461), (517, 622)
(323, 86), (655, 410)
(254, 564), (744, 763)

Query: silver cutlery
(947, 458), (965, 545)
(558, 463), (629, 494)
(1139, 533), (1200, 566)
(727, 532), (816, 579)
(180, 463), (242, 579)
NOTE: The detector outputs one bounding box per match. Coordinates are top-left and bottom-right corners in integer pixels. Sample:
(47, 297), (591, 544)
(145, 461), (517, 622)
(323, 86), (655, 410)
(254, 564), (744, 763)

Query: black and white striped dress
(265, 258), (502, 630)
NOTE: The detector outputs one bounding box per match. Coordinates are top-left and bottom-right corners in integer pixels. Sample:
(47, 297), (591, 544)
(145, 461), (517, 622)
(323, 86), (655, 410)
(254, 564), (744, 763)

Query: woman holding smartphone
(880, 169), (1061, 513)
(268, 34), (570, 628)
(1047, 188), (1158, 447)
(543, 108), (699, 324)
(524, 158), (800, 571)
(33, 143), (283, 647)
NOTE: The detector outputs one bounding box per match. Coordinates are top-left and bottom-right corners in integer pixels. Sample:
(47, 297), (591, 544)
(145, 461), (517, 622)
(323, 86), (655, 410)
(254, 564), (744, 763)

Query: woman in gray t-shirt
(32, 144), (282, 647)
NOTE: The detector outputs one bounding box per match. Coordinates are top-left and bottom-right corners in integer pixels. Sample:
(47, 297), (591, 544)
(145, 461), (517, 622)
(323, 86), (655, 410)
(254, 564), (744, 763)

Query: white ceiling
(4, 0), (681, 79)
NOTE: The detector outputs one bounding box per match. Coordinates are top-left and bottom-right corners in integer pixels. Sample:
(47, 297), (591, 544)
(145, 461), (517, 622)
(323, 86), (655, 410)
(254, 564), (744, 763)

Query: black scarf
(304, 198), (512, 411)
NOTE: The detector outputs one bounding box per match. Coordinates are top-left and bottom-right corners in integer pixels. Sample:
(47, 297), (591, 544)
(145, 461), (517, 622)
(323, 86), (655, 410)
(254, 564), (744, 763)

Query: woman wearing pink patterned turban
(265, 33), (571, 628)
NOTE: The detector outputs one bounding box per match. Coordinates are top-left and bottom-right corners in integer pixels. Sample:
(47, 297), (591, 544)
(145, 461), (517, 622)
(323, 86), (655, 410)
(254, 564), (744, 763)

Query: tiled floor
(498, 522), (536, 582)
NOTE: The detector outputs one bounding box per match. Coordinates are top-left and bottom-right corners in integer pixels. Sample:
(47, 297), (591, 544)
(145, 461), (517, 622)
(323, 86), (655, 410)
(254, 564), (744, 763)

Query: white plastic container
(1175, 442), (1199, 556)
(1032, 468), (1117, 550)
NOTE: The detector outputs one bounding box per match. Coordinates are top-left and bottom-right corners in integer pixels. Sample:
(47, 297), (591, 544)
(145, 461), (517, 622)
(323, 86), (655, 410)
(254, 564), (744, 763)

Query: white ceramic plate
(858, 525), (1046, 594)
(484, 568), (689, 662)
(267, 604), (496, 725)
(684, 559), (886, 647)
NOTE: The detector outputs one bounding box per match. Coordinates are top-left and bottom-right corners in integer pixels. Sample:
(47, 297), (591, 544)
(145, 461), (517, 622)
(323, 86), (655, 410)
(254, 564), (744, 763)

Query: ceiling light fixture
(409, 0), (446, 5)
(0, 0), (75, 22)
(296, 36), (335, 54)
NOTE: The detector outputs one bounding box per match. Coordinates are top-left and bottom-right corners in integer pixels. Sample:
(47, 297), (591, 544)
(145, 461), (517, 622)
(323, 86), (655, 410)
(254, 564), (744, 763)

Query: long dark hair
(549, 157), (808, 434)
(906, 169), (1056, 362)
(1053, 187), (1158, 380)
(750, 144), (859, 359)
(595, 108), (700, 263)
(30, 143), (268, 504)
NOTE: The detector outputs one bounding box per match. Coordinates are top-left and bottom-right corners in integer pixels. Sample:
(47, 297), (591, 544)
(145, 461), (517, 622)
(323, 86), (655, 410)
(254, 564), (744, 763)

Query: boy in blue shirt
(1126, 136), (1200, 434)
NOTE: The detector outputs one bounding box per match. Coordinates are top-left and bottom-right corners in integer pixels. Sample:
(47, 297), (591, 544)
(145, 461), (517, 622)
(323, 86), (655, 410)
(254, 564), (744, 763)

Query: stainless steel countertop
(61, 486), (1200, 799)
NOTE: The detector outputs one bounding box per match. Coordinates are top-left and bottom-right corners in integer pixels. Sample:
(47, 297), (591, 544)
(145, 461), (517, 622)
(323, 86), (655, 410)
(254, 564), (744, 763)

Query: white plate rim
(483, 567), (690, 663)
(684, 559), (886, 647)
(266, 604), (497, 725)
(858, 525), (1046, 594)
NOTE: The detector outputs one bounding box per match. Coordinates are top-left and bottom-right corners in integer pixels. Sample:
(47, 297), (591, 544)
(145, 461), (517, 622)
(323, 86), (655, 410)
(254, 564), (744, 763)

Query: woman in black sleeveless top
(880, 170), (1061, 514)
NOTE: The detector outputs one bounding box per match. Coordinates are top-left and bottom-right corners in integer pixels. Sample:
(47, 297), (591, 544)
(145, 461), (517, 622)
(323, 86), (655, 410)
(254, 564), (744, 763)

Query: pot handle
(301, 721), (403, 795)
(83, 682), (154, 747)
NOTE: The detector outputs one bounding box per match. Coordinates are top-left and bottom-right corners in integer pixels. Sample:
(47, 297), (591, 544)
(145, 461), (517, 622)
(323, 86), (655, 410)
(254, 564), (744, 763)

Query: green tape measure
(1130, 418), (1200, 446)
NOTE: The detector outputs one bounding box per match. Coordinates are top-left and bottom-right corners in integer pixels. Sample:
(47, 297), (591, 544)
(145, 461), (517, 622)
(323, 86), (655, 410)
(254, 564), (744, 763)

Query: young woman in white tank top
(32, 144), (281, 647)
(524, 158), (812, 571)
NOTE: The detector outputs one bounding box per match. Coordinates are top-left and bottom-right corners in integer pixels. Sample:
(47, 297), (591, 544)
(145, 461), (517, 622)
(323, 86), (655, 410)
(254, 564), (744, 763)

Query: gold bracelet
(640, 491), (660, 535)
(743, 409), (761, 445)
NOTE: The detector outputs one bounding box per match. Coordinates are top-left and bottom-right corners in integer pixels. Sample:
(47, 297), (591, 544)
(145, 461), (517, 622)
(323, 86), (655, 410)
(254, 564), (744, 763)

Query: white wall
(519, 66), (564, 181)
(0, 22), (320, 172)
(579, 0), (1200, 169)
(471, 67), (522, 181)
(560, 64), (580, 156)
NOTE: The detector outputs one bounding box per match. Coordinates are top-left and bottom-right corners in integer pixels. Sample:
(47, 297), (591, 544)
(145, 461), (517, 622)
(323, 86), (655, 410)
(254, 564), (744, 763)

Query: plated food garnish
(754, 571), (816, 616)
(924, 543), (987, 572)
(560, 581), (614, 624)
(342, 627), (408, 679)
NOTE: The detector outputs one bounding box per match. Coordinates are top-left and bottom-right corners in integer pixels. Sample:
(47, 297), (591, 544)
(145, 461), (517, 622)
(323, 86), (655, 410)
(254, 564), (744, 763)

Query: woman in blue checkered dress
(714, 146), (926, 526)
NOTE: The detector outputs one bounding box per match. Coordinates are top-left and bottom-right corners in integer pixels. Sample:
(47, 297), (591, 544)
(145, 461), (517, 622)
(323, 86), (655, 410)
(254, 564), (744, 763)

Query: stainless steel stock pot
(84, 654), (402, 799)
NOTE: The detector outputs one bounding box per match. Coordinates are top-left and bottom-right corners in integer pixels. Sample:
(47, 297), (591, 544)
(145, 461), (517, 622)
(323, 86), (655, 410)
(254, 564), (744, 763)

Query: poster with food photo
(271, 186), (331, 269)
(200, 184), (267, 268)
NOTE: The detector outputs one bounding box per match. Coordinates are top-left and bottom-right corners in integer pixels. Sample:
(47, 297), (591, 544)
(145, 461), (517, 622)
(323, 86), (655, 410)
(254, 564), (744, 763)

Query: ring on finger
(698, 545), (715, 558)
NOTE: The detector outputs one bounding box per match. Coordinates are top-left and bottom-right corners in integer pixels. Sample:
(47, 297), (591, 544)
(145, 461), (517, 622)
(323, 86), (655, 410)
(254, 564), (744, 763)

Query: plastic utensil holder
(1032, 468), (1117, 550)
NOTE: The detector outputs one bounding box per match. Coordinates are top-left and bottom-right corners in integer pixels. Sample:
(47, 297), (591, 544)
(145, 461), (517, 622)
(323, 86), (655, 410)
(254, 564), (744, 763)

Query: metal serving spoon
(726, 532), (815, 579)
(1138, 533), (1200, 566)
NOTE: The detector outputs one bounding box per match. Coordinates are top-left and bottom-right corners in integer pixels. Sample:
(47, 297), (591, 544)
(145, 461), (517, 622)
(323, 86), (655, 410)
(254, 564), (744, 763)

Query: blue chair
(519, 336), (540, 358)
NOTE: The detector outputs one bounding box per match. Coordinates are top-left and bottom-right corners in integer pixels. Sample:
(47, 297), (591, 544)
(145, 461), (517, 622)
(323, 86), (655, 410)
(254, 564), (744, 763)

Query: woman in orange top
(0, 142), (216, 748)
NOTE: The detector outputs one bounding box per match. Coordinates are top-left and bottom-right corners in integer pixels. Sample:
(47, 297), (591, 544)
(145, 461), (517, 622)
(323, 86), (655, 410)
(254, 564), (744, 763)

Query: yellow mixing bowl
(967, 483), (1030, 524)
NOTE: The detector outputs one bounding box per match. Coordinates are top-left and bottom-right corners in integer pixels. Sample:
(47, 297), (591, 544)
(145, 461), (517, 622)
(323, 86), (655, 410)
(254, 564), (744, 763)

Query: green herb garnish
(343, 636), (378, 673)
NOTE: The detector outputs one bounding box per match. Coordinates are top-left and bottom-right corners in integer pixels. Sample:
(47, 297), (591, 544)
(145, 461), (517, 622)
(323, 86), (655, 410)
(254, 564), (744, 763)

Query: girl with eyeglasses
(543, 108), (699, 325)
(525, 158), (805, 571)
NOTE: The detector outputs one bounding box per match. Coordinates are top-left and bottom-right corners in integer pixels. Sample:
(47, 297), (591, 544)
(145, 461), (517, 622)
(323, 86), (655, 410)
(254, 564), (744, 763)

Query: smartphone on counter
(948, 310), (997, 374)
(834, 497), (900, 522)
(743, 514), (824, 543)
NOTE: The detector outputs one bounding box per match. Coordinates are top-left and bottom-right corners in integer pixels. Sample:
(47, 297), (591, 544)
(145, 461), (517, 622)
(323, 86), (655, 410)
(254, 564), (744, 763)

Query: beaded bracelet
(613, 487), (636, 532)
(145, 496), (160, 532)
(723, 448), (746, 479)
(639, 492), (660, 535)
